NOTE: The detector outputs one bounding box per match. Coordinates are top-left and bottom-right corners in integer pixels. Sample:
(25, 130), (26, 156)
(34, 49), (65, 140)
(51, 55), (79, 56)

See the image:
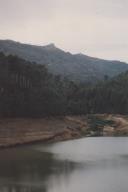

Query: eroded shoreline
(0, 114), (128, 148)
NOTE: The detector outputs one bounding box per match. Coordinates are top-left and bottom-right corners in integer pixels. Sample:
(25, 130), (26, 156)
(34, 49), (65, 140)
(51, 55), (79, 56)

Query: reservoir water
(0, 137), (128, 192)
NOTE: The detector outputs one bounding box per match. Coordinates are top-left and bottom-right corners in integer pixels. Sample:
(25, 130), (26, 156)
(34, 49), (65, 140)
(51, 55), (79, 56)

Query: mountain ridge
(0, 39), (128, 82)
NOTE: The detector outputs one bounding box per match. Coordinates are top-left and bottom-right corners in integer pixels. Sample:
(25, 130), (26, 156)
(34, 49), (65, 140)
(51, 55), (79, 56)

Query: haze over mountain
(0, 39), (128, 82)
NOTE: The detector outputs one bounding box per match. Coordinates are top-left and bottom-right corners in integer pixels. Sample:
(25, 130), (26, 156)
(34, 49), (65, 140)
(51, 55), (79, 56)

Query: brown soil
(0, 114), (128, 148)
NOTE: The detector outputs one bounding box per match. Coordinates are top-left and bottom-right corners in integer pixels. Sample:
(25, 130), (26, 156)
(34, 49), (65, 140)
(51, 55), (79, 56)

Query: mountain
(0, 39), (128, 82)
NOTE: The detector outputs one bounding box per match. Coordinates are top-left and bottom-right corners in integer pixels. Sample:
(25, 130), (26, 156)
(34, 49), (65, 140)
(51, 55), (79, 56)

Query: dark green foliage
(0, 53), (67, 117)
(88, 115), (114, 130)
(87, 115), (115, 136)
(0, 52), (128, 117)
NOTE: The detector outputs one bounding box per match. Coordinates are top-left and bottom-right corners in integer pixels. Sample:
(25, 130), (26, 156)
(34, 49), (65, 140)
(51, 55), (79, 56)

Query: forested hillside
(0, 52), (128, 117)
(1, 40), (128, 82)
(0, 52), (67, 117)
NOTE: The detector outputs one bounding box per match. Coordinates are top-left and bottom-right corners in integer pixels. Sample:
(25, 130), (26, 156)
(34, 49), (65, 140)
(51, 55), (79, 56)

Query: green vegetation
(0, 52), (128, 117)
(87, 115), (115, 136)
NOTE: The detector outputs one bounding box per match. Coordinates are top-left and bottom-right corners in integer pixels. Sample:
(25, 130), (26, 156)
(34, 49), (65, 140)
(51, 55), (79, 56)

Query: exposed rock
(103, 126), (115, 136)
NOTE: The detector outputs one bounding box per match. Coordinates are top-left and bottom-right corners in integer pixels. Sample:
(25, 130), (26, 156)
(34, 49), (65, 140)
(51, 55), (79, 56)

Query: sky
(0, 0), (128, 62)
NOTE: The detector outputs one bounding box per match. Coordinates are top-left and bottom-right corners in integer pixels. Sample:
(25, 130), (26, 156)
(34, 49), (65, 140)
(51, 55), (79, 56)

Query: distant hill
(0, 39), (128, 82)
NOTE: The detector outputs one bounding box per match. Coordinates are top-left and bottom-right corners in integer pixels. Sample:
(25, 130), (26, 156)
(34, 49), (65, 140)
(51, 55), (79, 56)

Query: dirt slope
(0, 115), (128, 148)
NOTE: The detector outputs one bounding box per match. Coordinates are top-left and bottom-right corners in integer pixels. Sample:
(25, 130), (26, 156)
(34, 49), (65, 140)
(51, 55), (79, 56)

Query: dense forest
(0, 52), (128, 117)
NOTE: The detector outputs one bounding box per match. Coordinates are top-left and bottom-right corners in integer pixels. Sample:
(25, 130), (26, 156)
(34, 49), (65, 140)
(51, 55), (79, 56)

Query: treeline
(0, 52), (67, 117)
(0, 52), (128, 117)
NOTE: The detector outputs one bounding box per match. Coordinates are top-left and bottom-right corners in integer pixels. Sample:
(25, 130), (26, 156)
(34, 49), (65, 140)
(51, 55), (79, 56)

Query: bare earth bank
(0, 114), (128, 148)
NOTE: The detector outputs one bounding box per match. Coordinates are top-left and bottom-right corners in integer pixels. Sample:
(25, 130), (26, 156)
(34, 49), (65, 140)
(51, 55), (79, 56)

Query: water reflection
(0, 137), (128, 192)
(0, 147), (83, 192)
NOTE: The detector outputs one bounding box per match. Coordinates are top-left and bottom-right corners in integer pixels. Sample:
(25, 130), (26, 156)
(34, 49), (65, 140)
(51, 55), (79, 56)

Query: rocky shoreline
(0, 114), (128, 148)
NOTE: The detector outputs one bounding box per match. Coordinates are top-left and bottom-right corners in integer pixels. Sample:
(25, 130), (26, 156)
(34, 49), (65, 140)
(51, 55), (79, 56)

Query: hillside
(0, 40), (128, 82)
(84, 71), (128, 114)
(0, 53), (71, 117)
(0, 52), (128, 117)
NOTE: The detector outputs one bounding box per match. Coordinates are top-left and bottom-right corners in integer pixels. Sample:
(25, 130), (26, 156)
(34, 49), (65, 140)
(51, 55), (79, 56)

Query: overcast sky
(0, 0), (128, 62)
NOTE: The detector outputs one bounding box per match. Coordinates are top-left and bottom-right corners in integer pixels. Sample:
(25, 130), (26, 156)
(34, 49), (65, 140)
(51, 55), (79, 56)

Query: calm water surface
(0, 137), (128, 192)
